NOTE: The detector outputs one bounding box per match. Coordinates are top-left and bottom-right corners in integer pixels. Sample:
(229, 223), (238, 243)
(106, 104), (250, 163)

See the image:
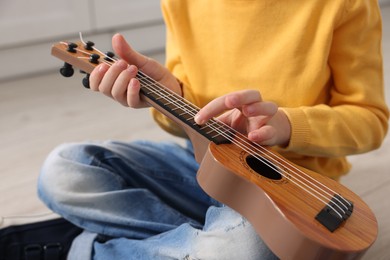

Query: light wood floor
(1, 6), (389, 259)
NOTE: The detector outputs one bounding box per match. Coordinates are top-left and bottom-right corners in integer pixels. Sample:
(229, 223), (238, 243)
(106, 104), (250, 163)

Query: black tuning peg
(82, 73), (90, 89)
(104, 51), (115, 61)
(59, 62), (74, 77)
(67, 42), (78, 53)
(89, 53), (100, 64)
(84, 41), (95, 51)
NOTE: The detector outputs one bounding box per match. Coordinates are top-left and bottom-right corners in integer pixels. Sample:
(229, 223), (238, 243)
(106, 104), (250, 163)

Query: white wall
(380, 0), (390, 6)
(0, 0), (165, 82)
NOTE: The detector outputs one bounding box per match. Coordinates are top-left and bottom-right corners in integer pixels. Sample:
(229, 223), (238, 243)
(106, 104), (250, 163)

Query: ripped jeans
(38, 140), (277, 259)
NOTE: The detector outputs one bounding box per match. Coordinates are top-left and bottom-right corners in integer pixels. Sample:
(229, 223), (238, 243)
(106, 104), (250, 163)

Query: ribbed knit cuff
(279, 107), (311, 152)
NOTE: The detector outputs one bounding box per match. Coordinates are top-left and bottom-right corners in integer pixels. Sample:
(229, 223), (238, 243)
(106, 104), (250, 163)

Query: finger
(248, 126), (277, 146)
(98, 60), (128, 97)
(90, 63), (110, 91)
(112, 34), (166, 82)
(112, 34), (149, 68)
(111, 65), (138, 106)
(127, 78), (149, 108)
(243, 101), (278, 117)
(194, 96), (229, 125)
(195, 90), (261, 125)
(217, 109), (248, 133)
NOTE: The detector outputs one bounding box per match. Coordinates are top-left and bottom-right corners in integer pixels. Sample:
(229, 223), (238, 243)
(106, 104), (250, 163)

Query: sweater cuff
(279, 107), (311, 152)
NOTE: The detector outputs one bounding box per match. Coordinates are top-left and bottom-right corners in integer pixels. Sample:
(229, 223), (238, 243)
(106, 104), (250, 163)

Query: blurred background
(0, 0), (389, 259)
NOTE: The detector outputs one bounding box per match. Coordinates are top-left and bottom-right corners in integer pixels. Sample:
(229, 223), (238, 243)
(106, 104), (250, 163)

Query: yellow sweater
(152, 0), (389, 179)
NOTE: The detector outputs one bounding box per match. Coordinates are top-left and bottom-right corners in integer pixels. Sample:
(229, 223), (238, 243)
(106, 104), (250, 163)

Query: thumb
(112, 33), (148, 68)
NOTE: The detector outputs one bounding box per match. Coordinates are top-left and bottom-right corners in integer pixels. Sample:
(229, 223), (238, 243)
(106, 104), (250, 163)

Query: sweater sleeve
(150, 1), (196, 138)
(281, 0), (388, 157)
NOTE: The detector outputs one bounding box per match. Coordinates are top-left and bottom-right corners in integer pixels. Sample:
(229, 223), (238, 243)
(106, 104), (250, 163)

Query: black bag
(0, 218), (82, 260)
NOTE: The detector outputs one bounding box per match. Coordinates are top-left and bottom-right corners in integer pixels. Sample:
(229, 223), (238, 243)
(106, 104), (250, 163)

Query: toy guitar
(51, 37), (378, 259)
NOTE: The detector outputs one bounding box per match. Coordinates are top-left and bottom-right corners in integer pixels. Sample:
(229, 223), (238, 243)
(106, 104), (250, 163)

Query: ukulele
(51, 36), (378, 260)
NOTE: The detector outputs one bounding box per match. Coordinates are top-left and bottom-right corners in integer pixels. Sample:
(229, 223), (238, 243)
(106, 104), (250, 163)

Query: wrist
(276, 109), (292, 147)
(176, 78), (184, 97)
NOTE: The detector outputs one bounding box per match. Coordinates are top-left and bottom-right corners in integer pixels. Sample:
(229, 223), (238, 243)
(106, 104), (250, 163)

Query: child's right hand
(89, 33), (182, 108)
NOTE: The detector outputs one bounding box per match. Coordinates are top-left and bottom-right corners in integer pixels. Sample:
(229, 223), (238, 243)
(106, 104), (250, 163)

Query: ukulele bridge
(315, 194), (354, 232)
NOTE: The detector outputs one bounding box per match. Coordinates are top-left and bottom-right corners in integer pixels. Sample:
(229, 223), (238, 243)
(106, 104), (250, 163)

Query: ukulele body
(196, 140), (377, 260)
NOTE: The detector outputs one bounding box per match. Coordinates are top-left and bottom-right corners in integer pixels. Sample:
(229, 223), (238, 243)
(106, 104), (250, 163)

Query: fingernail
(194, 114), (203, 125)
(129, 78), (138, 88)
(127, 65), (136, 73)
(246, 105), (255, 115)
(115, 60), (128, 69)
(98, 63), (108, 73)
(248, 132), (258, 141)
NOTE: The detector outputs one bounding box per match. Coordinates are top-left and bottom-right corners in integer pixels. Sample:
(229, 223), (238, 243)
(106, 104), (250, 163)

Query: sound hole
(246, 155), (282, 180)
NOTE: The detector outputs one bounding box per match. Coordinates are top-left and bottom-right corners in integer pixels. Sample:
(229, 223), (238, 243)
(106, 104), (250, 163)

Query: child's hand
(194, 90), (291, 147)
(89, 34), (182, 108)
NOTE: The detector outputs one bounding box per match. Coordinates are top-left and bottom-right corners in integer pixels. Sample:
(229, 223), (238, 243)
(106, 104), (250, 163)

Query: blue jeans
(38, 140), (277, 259)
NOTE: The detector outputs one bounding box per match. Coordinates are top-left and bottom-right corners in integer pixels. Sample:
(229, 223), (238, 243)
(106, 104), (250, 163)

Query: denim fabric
(38, 140), (277, 259)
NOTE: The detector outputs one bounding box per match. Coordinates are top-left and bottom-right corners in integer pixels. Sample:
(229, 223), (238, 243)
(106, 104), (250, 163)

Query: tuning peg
(89, 54), (100, 64)
(59, 62), (74, 77)
(84, 41), (95, 50)
(82, 74), (90, 89)
(104, 51), (115, 61)
(67, 42), (78, 53)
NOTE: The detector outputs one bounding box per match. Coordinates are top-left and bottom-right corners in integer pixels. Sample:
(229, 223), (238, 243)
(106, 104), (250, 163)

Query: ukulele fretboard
(137, 72), (231, 145)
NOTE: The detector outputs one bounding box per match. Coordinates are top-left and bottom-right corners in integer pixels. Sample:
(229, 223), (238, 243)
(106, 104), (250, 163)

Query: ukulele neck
(136, 71), (230, 145)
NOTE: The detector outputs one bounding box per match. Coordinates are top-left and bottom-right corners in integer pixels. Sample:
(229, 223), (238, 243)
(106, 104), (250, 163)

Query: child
(38, 0), (388, 259)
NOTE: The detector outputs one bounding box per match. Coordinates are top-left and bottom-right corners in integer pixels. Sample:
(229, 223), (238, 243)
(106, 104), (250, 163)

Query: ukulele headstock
(51, 40), (116, 88)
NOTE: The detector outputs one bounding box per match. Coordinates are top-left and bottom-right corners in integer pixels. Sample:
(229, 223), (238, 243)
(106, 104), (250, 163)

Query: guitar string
(71, 39), (350, 217)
